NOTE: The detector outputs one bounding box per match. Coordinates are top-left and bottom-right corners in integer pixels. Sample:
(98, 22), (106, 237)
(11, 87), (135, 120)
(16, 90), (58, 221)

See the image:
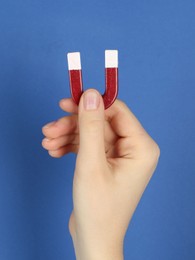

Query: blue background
(0, 0), (195, 259)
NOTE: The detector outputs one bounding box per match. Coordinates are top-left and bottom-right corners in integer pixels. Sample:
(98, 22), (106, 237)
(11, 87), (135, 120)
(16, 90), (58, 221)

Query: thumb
(77, 89), (107, 169)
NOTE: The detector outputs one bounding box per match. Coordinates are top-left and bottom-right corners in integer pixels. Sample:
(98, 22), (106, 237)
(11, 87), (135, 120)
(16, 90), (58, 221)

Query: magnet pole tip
(105, 50), (118, 68)
(67, 52), (81, 70)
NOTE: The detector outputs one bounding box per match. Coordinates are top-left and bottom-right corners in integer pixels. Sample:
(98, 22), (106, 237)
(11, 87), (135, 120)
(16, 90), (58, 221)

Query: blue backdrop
(0, 0), (195, 259)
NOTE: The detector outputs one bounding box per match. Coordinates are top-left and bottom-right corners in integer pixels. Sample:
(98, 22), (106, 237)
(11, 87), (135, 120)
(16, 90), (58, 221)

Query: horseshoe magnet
(67, 50), (118, 109)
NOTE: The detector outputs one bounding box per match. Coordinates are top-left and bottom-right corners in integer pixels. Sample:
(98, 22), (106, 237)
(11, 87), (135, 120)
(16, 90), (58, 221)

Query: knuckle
(149, 141), (160, 161)
(154, 142), (161, 158)
(48, 140), (58, 150)
(139, 136), (160, 164)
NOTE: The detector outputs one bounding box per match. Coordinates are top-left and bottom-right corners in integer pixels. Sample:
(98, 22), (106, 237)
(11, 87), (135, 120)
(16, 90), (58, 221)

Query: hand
(42, 89), (160, 260)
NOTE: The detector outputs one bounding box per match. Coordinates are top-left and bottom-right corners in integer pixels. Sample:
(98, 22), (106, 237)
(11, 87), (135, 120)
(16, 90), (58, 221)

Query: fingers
(42, 134), (78, 150)
(105, 98), (160, 164)
(59, 98), (78, 114)
(42, 114), (78, 139)
(42, 112), (79, 157)
(48, 144), (78, 158)
(105, 99), (146, 138)
(42, 96), (158, 162)
(59, 97), (144, 139)
(42, 133), (79, 157)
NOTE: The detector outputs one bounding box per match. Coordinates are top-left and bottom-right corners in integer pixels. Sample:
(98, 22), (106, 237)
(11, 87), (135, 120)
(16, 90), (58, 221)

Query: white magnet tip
(105, 50), (118, 68)
(67, 52), (81, 70)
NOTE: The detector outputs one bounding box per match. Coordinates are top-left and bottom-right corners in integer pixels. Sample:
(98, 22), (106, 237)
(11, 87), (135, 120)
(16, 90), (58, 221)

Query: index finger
(105, 99), (146, 138)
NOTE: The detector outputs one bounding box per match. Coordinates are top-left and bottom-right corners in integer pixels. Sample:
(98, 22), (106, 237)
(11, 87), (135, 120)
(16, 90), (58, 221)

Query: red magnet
(67, 50), (118, 109)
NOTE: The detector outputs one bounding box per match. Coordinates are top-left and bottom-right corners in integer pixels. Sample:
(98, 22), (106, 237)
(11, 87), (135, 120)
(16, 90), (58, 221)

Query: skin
(42, 89), (160, 260)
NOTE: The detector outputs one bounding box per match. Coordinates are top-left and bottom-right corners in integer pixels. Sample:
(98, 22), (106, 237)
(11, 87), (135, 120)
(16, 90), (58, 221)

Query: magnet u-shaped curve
(67, 50), (118, 109)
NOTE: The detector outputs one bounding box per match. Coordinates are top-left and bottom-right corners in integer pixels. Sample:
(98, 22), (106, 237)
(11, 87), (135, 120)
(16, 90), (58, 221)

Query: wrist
(72, 236), (124, 260)
(74, 248), (124, 260)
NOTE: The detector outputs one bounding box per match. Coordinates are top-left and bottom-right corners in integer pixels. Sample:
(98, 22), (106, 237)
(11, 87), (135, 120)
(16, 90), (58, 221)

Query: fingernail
(83, 90), (100, 110)
(43, 138), (50, 142)
(43, 121), (56, 129)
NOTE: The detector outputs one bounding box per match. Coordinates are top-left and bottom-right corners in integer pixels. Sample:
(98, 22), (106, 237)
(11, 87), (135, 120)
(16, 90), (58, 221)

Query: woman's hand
(42, 89), (160, 260)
